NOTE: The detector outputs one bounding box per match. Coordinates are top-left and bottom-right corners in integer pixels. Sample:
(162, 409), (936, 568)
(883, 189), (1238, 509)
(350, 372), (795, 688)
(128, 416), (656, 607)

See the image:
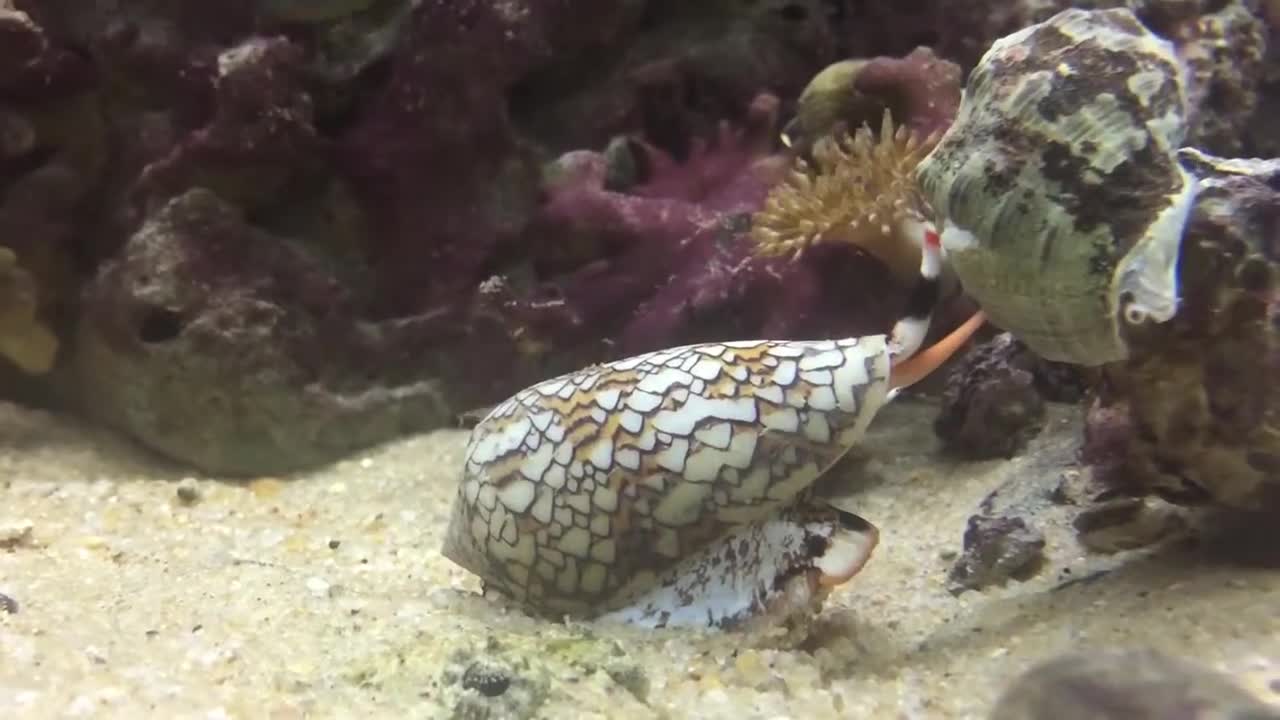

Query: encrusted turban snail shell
(915, 8), (1199, 365)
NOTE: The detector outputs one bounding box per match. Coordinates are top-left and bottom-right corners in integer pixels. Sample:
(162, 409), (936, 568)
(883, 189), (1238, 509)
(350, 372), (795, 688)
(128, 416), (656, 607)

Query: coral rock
(0, 6), (93, 97)
(1092, 149), (1280, 512)
(260, 0), (377, 24)
(1165, 0), (1267, 156)
(779, 47), (963, 155)
(337, 0), (655, 314)
(945, 406), (1096, 592)
(73, 189), (453, 476)
(1072, 495), (1189, 553)
(934, 333), (1058, 460)
(852, 46), (962, 141)
(510, 1), (838, 156)
(132, 35), (324, 214)
(508, 92), (912, 365)
(991, 647), (1279, 720)
(947, 514), (1046, 594)
(1080, 397), (1136, 484)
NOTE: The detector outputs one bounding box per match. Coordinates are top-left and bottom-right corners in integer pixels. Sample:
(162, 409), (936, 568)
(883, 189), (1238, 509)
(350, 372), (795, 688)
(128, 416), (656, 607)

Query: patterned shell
(915, 8), (1197, 365)
(441, 335), (893, 618)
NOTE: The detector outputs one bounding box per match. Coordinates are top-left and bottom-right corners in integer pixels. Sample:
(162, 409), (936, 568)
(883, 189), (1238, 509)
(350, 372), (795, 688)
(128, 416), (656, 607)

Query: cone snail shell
(441, 336), (894, 629)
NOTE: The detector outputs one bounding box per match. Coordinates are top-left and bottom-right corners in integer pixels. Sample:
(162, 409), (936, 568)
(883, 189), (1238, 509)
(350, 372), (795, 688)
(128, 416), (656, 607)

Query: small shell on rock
(916, 8), (1198, 365)
(780, 60), (875, 153)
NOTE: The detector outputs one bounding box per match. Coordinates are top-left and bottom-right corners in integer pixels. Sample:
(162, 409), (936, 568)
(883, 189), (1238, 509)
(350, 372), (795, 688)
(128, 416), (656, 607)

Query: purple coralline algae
(0, 1), (944, 472)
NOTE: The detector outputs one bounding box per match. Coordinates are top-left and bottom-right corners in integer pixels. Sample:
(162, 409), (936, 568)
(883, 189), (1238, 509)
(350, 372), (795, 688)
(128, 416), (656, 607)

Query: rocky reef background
(0, 0), (1276, 479)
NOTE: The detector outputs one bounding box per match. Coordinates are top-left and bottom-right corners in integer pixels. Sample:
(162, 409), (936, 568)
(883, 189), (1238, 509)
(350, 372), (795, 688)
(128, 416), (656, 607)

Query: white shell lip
(1114, 165), (1199, 327)
(815, 513), (880, 586)
(594, 506), (880, 630)
(938, 220), (979, 255)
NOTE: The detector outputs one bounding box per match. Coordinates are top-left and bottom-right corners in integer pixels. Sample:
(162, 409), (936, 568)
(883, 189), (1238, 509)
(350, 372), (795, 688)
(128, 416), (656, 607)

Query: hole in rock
(137, 307), (185, 343)
(777, 3), (809, 21)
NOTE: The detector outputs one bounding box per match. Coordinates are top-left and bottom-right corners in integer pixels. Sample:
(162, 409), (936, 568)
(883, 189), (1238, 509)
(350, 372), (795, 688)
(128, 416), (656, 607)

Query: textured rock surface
(991, 647), (1280, 720)
(836, 1), (1270, 158)
(948, 514), (1048, 594)
(1166, 0), (1268, 155)
(507, 0), (839, 157)
(73, 189), (453, 476)
(942, 410), (1085, 593)
(1089, 149), (1280, 512)
(851, 46), (963, 141)
(779, 46), (964, 156)
(934, 332), (1089, 459)
(2, 1), (983, 473)
(1072, 495), (1189, 552)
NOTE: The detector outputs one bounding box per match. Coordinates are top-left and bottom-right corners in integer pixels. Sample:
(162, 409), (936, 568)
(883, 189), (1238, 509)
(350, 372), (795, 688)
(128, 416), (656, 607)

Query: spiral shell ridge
(916, 8), (1197, 364)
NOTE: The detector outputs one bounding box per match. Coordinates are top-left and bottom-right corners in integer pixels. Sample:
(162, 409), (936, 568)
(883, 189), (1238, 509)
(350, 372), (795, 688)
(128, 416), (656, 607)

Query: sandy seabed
(0, 398), (1277, 719)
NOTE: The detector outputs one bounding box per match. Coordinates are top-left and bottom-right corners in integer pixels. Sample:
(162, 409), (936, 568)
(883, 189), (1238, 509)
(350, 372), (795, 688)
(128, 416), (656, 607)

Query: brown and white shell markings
(915, 8), (1198, 365)
(442, 336), (894, 629)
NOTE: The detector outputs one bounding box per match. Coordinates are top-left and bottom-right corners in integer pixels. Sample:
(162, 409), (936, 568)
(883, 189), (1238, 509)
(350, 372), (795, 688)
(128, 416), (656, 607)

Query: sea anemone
(750, 109), (941, 283)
